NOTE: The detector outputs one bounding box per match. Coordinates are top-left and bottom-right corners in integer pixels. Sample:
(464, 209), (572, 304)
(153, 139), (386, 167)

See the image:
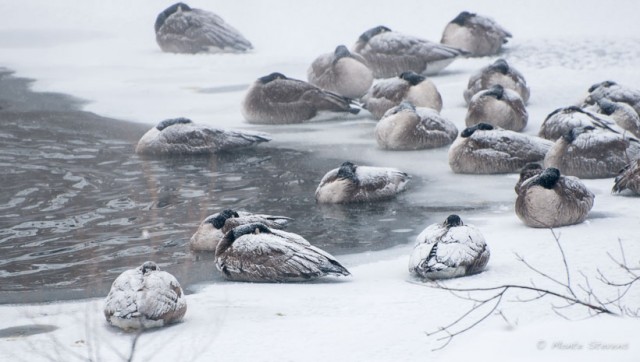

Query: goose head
(258, 72), (287, 84)
(451, 11), (475, 26)
(207, 209), (241, 229)
(483, 84), (505, 100)
(443, 214), (463, 228)
(588, 80), (617, 93)
(399, 71), (426, 86)
(358, 26), (392, 43)
(461, 123), (494, 138)
(533, 167), (561, 189)
(141, 261), (159, 274)
(489, 59), (510, 75)
(155, 2), (192, 32)
(156, 117), (193, 131)
(336, 161), (358, 182)
(562, 125), (595, 143)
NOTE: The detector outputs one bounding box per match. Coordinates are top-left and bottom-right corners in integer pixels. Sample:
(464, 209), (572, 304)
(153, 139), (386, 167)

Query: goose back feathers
(135, 118), (271, 155)
(315, 161), (409, 203)
(214, 223), (350, 282)
(155, 2), (252, 54)
(242, 72), (360, 124)
(409, 215), (490, 279)
(104, 261), (187, 330)
(515, 168), (594, 228)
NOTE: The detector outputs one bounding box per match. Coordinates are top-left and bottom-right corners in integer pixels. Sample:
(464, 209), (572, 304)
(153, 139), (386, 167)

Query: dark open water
(0, 70), (484, 304)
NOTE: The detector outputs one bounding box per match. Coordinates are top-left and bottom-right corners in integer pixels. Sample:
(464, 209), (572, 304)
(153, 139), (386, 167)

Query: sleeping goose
(315, 161), (410, 203)
(135, 118), (270, 155)
(612, 159), (640, 195)
(543, 126), (640, 178)
(374, 102), (457, 150)
(307, 45), (374, 99)
(190, 209), (292, 251)
(154, 2), (252, 54)
(448, 123), (553, 174)
(362, 71), (443, 120)
(586, 99), (640, 138)
(582, 80), (640, 117)
(241, 72), (360, 124)
(215, 223), (350, 282)
(538, 105), (626, 141)
(409, 214), (490, 279)
(352, 25), (467, 78)
(463, 58), (530, 105)
(515, 167), (594, 228)
(104, 261), (187, 330)
(465, 84), (528, 131)
(440, 11), (512, 57)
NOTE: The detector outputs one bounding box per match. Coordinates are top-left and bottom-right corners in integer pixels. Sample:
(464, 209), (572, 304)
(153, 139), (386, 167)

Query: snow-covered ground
(1, 0), (639, 361)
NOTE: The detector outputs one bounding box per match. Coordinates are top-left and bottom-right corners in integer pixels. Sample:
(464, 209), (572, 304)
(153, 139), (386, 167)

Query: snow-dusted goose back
(352, 26), (467, 78)
(583, 80), (640, 116)
(448, 123), (553, 174)
(190, 209), (292, 251)
(315, 161), (410, 203)
(516, 167), (594, 228)
(409, 214), (490, 279)
(544, 126), (640, 178)
(538, 105), (628, 141)
(440, 11), (511, 57)
(465, 84), (528, 131)
(362, 71), (442, 120)
(374, 102), (457, 150)
(135, 118), (270, 155)
(307, 45), (374, 99)
(242, 72), (360, 124)
(154, 2), (252, 54)
(463, 58), (529, 105)
(215, 223), (350, 282)
(104, 261), (187, 330)
(613, 159), (640, 195)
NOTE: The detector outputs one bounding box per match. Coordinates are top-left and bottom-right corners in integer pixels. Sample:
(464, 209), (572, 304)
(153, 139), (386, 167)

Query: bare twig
(424, 230), (639, 350)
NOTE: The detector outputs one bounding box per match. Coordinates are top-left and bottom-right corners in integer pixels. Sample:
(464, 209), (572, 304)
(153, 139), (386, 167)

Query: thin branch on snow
(424, 230), (639, 351)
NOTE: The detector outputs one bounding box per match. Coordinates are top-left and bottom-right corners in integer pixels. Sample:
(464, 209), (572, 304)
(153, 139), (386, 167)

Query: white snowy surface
(1, 0), (640, 361)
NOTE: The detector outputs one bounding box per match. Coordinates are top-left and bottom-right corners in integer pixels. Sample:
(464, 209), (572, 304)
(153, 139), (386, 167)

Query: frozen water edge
(1, 0), (640, 361)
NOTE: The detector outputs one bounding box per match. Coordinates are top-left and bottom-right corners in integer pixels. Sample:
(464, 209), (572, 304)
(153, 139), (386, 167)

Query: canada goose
(135, 118), (270, 155)
(612, 159), (640, 195)
(543, 126), (640, 178)
(154, 2), (252, 54)
(190, 209), (292, 251)
(104, 261), (187, 330)
(362, 71), (443, 120)
(583, 80), (640, 116)
(465, 84), (528, 131)
(516, 167), (594, 228)
(448, 123), (553, 174)
(215, 223), (350, 282)
(315, 161), (409, 203)
(463, 58), (530, 105)
(352, 25), (467, 78)
(374, 102), (457, 150)
(538, 106), (620, 141)
(514, 163), (543, 192)
(586, 99), (640, 138)
(440, 11), (511, 57)
(241, 72), (360, 124)
(409, 214), (490, 279)
(307, 45), (374, 99)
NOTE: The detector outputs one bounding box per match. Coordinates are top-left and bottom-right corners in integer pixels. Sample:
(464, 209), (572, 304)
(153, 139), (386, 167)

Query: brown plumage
(515, 168), (594, 228)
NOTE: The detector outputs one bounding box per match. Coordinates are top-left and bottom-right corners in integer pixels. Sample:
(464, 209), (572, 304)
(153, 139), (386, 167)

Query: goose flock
(103, 2), (640, 331)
